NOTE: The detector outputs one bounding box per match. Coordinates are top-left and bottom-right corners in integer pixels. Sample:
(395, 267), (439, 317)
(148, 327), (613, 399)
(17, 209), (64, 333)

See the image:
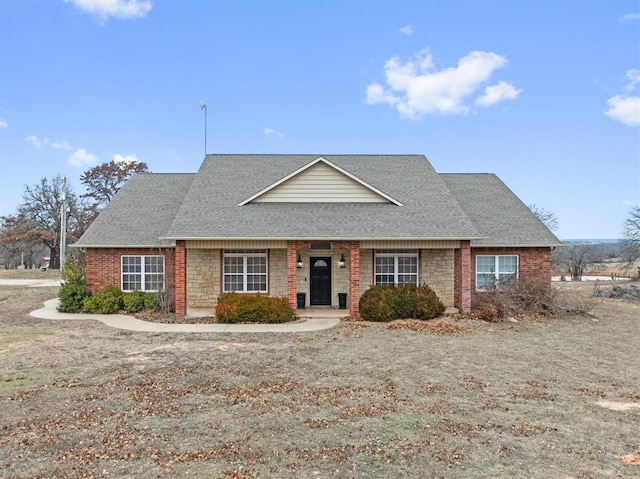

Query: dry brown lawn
(1, 270), (638, 478)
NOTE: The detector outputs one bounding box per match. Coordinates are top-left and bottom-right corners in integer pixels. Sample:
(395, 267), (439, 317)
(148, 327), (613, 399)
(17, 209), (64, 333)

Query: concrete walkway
(30, 298), (342, 333)
(3, 279), (62, 287)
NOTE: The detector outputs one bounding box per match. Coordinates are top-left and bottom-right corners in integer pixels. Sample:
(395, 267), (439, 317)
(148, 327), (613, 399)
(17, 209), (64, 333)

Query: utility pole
(200, 101), (208, 156)
(59, 177), (67, 272)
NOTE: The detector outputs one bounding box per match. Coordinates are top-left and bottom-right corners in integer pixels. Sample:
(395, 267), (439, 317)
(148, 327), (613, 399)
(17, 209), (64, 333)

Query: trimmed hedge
(358, 283), (445, 322)
(216, 293), (294, 324)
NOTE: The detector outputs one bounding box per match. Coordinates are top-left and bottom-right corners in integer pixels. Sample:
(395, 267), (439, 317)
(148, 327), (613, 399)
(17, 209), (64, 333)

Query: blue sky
(1, 0), (638, 240)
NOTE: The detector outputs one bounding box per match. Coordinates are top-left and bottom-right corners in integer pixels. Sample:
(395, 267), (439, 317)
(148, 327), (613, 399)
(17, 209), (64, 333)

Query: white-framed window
(223, 249), (268, 293)
(374, 249), (418, 286)
(121, 255), (165, 292)
(476, 255), (518, 290)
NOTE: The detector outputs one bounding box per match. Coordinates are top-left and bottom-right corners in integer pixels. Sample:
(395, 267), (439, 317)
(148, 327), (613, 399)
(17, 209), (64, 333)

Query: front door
(310, 257), (332, 306)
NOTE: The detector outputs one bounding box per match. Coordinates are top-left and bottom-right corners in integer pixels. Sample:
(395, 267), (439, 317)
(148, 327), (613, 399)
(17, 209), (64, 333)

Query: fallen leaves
(386, 319), (469, 335)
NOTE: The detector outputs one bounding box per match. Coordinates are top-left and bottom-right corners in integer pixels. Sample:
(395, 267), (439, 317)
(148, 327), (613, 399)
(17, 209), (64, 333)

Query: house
(73, 154), (562, 317)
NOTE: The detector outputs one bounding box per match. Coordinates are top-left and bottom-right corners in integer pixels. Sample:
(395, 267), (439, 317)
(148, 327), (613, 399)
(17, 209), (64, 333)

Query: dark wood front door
(310, 257), (331, 306)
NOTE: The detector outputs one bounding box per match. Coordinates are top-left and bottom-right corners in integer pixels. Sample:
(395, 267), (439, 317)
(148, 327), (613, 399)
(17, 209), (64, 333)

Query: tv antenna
(200, 101), (207, 156)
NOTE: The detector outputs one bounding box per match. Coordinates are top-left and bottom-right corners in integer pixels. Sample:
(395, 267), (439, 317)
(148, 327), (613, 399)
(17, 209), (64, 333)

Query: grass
(0, 277), (638, 478)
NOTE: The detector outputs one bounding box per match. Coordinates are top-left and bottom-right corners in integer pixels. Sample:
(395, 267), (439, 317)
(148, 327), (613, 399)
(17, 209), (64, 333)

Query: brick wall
(84, 247), (176, 307)
(469, 246), (553, 307)
(175, 241), (186, 317)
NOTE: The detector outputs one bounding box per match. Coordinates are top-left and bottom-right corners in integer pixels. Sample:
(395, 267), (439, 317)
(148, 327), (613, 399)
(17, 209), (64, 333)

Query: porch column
(286, 241), (298, 311)
(347, 241), (360, 315)
(175, 240), (187, 318)
(460, 240), (471, 313)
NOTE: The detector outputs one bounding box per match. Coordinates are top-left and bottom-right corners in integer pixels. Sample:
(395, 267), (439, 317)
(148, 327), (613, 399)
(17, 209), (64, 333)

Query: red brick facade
(85, 243), (552, 318)
(469, 246), (553, 308)
(174, 241), (186, 318)
(84, 246), (176, 304)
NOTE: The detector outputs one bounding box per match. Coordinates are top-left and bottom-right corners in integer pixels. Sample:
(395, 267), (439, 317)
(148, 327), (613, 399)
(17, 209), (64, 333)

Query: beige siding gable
(240, 157), (402, 205)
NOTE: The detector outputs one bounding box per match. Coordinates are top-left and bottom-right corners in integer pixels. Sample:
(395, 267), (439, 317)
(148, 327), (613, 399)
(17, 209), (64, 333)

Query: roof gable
(239, 157), (403, 206)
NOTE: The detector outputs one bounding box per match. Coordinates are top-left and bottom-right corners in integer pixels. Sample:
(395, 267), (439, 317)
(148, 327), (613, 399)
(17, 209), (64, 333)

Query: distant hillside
(562, 238), (621, 245)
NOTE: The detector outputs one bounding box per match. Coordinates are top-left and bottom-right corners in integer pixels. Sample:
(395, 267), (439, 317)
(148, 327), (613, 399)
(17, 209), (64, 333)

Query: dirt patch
(596, 401), (640, 411)
(620, 454), (640, 465)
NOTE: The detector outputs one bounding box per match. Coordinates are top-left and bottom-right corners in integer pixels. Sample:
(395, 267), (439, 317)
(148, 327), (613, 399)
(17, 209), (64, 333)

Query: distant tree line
(0, 160), (148, 269)
(531, 204), (640, 280)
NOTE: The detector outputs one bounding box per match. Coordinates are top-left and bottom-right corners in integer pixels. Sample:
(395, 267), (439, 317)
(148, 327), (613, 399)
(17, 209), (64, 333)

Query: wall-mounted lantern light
(297, 254), (303, 269)
(338, 253), (346, 268)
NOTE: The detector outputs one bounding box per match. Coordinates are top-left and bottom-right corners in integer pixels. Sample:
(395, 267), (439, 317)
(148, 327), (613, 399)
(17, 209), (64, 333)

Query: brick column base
(286, 241), (298, 311)
(346, 242), (360, 315)
(175, 240), (187, 318)
(460, 241), (471, 313)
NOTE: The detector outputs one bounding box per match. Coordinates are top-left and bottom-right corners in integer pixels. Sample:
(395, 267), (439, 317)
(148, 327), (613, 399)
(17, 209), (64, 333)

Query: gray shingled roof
(440, 173), (562, 247)
(73, 173), (194, 247)
(161, 155), (481, 240)
(73, 155), (561, 247)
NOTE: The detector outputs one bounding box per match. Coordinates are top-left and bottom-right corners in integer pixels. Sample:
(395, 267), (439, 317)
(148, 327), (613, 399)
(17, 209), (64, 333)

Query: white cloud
(113, 153), (140, 164)
(0, 119), (7, 129)
(264, 127), (284, 139)
(399, 25), (414, 35)
(366, 48), (518, 118)
(623, 69), (640, 92)
(476, 80), (522, 107)
(604, 95), (640, 126)
(51, 140), (73, 151)
(620, 12), (640, 22)
(26, 135), (75, 150)
(604, 69), (640, 126)
(69, 148), (98, 167)
(65, 0), (152, 20)
(26, 135), (47, 148)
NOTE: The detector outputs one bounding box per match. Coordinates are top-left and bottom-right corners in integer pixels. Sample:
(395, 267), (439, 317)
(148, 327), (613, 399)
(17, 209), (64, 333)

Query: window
(121, 255), (164, 292)
(310, 242), (332, 250)
(223, 249), (267, 293)
(476, 255), (518, 290)
(374, 249), (418, 286)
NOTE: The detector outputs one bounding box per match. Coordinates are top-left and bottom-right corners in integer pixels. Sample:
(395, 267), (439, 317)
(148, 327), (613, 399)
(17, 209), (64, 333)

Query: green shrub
(359, 284), (445, 321)
(57, 264), (90, 313)
(216, 293), (294, 324)
(358, 286), (394, 322)
(414, 284), (446, 320)
(123, 290), (156, 313)
(82, 285), (124, 314)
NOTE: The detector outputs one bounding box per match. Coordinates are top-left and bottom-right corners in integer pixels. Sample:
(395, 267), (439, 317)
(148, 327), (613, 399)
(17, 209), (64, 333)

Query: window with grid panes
(223, 250), (268, 293)
(374, 249), (418, 286)
(121, 255), (164, 292)
(475, 255), (518, 290)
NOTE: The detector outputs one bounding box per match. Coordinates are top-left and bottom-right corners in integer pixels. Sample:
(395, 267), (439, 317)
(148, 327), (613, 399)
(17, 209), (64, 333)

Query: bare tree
(529, 204), (559, 232)
(621, 206), (640, 274)
(0, 176), (80, 269)
(553, 243), (605, 281)
(80, 159), (149, 219)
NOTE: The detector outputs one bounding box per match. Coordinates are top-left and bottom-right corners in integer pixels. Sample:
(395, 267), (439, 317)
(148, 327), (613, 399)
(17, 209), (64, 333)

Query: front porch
(173, 239), (472, 318)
